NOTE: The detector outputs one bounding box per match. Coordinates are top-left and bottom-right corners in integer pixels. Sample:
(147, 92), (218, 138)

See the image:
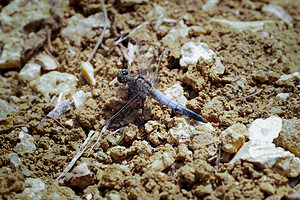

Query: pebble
(14, 130), (36, 155)
(18, 178), (46, 200)
(0, 98), (17, 120)
(275, 93), (289, 100)
(81, 61), (96, 86)
(67, 162), (94, 189)
(148, 144), (175, 172)
(221, 123), (248, 153)
(19, 63), (41, 82)
(0, 0), (52, 69)
(202, 0), (219, 11)
(36, 53), (58, 71)
(230, 116), (300, 178)
(276, 72), (300, 86)
(259, 182), (275, 195)
(164, 83), (187, 106)
(7, 153), (21, 170)
(72, 90), (92, 108)
(30, 71), (78, 100)
(248, 116), (282, 142)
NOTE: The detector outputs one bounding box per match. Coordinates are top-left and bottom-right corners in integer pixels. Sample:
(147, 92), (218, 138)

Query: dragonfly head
(117, 69), (129, 83)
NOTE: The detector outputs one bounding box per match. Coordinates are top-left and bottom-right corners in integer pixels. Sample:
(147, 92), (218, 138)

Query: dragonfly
(104, 44), (208, 125)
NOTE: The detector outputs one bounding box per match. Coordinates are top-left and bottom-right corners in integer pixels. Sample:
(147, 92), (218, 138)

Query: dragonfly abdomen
(151, 89), (208, 123)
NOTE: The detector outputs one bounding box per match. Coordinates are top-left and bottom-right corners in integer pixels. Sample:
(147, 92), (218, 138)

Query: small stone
(30, 71), (78, 100)
(211, 57), (225, 75)
(17, 178), (46, 200)
(36, 53), (58, 70)
(106, 193), (121, 200)
(164, 83), (187, 106)
(248, 116), (282, 142)
(67, 162), (94, 189)
(7, 153), (21, 170)
(276, 72), (300, 86)
(72, 90), (92, 108)
(14, 131), (36, 155)
(0, 98), (17, 120)
(168, 117), (195, 144)
(81, 61), (96, 86)
(221, 123), (248, 153)
(202, 0), (219, 11)
(109, 146), (128, 160)
(259, 182), (275, 195)
(275, 93), (289, 100)
(65, 119), (73, 128)
(194, 184), (213, 197)
(148, 144), (175, 172)
(253, 70), (268, 82)
(19, 63), (41, 82)
(180, 41), (214, 67)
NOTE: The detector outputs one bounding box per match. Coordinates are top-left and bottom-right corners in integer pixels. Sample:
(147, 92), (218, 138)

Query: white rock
(61, 13), (110, 47)
(81, 61), (96, 86)
(19, 63), (41, 82)
(180, 41), (214, 67)
(276, 72), (300, 85)
(30, 71), (78, 100)
(230, 140), (300, 177)
(276, 93), (289, 100)
(36, 53), (58, 70)
(107, 193), (121, 200)
(163, 20), (189, 42)
(0, 0), (52, 69)
(202, 0), (219, 11)
(14, 131), (36, 155)
(148, 151), (175, 172)
(248, 116), (282, 142)
(41, 99), (72, 123)
(262, 4), (293, 27)
(72, 90), (92, 108)
(221, 123), (248, 153)
(164, 83), (187, 106)
(7, 153), (21, 170)
(231, 116), (300, 177)
(0, 41), (22, 69)
(0, 98), (17, 120)
(180, 40), (225, 74)
(21, 178), (46, 200)
(210, 18), (274, 32)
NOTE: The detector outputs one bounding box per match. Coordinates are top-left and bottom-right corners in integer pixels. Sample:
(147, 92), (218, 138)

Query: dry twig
(235, 89), (263, 101)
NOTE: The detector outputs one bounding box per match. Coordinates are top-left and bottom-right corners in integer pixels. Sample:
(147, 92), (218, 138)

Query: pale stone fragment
(14, 131), (36, 155)
(30, 71), (78, 99)
(263, 4), (293, 27)
(202, 0), (219, 11)
(19, 178), (46, 200)
(107, 193), (121, 200)
(276, 93), (289, 100)
(0, 98), (17, 120)
(7, 153), (21, 170)
(148, 144), (175, 172)
(81, 61), (96, 86)
(61, 13), (110, 47)
(221, 123), (248, 153)
(19, 63), (41, 82)
(231, 116), (300, 177)
(0, 0), (52, 69)
(72, 90), (92, 108)
(230, 140), (300, 177)
(36, 53), (58, 70)
(164, 83), (187, 106)
(248, 116), (282, 142)
(67, 162), (94, 189)
(210, 18), (274, 32)
(276, 72), (300, 85)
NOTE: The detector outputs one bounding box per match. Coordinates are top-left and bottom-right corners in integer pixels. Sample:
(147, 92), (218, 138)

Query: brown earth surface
(0, 0), (299, 199)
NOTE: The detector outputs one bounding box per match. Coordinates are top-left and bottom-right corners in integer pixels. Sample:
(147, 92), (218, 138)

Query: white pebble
(19, 63), (41, 82)
(36, 53), (58, 70)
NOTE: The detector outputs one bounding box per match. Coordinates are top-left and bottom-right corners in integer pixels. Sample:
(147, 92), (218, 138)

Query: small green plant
(107, 132), (125, 146)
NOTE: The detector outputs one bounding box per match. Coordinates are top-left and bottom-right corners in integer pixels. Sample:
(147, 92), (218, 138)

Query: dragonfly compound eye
(117, 69), (128, 83)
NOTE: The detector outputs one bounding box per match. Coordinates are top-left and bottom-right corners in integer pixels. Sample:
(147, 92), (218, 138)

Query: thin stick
(43, 114), (66, 129)
(235, 89), (263, 101)
(114, 21), (151, 46)
(87, 0), (108, 62)
(44, 46), (60, 66)
(47, 29), (54, 53)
